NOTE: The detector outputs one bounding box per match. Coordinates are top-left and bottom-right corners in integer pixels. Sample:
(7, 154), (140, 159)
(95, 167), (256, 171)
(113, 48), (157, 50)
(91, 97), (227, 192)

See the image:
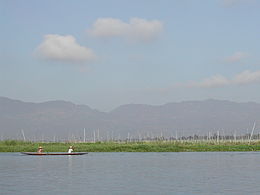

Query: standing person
(37, 146), (43, 153)
(68, 146), (74, 153)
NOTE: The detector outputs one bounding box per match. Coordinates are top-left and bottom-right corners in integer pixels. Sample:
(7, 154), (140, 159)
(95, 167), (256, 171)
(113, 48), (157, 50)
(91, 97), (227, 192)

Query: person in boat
(37, 146), (43, 153)
(68, 146), (74, 153)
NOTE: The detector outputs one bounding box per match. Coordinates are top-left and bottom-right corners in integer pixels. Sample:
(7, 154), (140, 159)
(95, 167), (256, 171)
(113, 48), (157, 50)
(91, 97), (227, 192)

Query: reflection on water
(68, 155), (72, 171)
(1, 152), (260, 195)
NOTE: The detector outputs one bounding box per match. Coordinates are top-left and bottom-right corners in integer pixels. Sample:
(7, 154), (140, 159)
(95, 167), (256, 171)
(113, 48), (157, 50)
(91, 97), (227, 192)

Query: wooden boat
(21, 152), (88, 155)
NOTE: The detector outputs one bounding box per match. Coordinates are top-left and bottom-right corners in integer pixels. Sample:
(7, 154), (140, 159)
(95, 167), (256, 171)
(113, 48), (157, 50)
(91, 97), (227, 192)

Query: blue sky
(1, 0), (260, 111)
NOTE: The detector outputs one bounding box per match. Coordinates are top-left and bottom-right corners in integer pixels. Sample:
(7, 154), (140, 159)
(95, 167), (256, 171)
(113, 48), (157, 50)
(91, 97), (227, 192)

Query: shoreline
(1, 140), (260, 152)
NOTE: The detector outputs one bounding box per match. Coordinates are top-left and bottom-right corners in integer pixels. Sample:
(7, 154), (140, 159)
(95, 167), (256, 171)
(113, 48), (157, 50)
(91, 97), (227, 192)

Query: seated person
(68, 146), (74, 153)
(37, 146), (43, 153)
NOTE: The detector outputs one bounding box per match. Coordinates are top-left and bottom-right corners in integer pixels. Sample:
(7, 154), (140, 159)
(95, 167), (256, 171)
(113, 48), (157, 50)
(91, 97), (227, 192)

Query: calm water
(1, 152), (260, 195)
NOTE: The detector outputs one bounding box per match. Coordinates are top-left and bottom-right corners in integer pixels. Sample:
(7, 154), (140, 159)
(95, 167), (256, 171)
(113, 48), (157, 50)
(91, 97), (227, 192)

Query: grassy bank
(1, 140), (260, 152)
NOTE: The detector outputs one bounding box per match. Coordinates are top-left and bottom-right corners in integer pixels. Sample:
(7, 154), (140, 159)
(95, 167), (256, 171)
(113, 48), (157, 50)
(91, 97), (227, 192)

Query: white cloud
(88, 17), (163, 42)
(189, 75), (230, 88)
(35, 34), (96, 63)
(88, 18), (128, 38)
(233, 70), (260, 84)
(225, 52), (249, 63)
(174, 70), (260, 89)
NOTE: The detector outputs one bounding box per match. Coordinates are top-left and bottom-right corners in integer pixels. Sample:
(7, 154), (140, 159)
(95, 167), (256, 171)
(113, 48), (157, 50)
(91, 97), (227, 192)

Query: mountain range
(0, 97), (259, 141)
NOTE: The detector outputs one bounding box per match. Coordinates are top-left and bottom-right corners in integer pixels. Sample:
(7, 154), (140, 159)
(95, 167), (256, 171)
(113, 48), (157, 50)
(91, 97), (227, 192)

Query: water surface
(1, 152), (260, 195)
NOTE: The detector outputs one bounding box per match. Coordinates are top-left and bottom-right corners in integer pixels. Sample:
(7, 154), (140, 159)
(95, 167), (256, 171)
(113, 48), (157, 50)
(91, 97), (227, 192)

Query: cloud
(187, 75), (230, 88)
(173, 70), (260, 89)
(233, 70), (260, 84)
(35, 34), (96, 63)
(225, 52), (249, 63)
(88, 17), (163, 42)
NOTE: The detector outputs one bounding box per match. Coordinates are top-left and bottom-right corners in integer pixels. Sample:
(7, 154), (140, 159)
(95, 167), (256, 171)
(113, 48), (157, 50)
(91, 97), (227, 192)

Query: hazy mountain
(109, 99), (260, 136)
(0, 97), (259, 140)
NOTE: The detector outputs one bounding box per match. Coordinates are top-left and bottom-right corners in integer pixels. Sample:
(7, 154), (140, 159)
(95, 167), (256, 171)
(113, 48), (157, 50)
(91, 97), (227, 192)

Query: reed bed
(1, 140), (260, 152)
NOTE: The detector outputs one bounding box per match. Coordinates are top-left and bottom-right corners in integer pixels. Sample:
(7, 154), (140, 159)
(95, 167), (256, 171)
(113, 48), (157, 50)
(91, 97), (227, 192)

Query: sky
(1, 0), (260, 111)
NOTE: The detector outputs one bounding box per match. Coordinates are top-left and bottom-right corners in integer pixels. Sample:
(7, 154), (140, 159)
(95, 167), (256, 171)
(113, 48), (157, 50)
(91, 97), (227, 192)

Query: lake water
(1, 152), (260, 195)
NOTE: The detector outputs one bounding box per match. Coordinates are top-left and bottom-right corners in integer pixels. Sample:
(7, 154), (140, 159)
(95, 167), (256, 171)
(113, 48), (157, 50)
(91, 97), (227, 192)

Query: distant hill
(0, 97), (259, 140)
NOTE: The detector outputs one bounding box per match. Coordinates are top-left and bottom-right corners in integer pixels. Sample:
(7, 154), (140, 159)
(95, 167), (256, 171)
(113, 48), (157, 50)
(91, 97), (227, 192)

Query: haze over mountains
(0, 96), (259, 141)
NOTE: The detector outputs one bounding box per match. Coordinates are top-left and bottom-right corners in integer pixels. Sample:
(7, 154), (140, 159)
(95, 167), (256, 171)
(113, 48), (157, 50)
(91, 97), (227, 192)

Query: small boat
(21, 152), (88, 155)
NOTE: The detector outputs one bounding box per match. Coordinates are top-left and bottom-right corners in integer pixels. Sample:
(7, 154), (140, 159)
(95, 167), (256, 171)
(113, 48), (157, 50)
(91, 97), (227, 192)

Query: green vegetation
(1, 140), (260, 152)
